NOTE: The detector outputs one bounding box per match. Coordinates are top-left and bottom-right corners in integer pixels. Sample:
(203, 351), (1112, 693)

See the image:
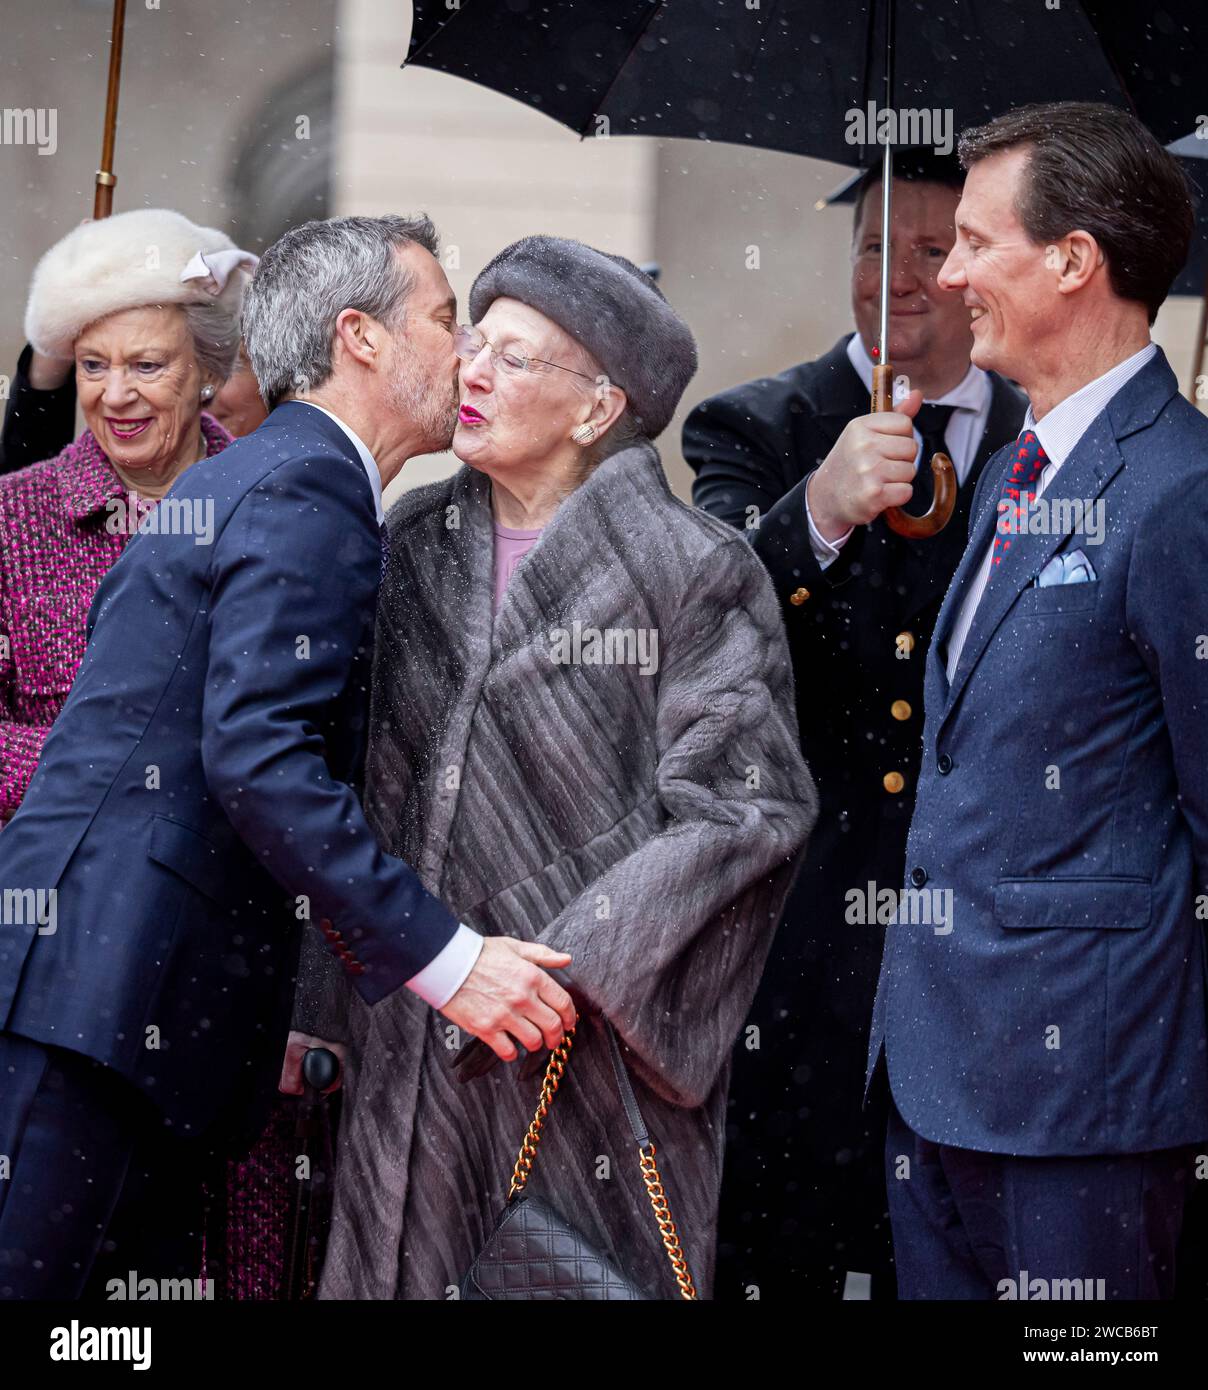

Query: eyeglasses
(453, 324), (595, 380)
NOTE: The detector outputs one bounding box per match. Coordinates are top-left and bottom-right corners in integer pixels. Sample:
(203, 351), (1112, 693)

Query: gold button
(883, 771), (905, 794)
(789, 587), (810, 606)
(891, 699), (912, 721)
(895, 630), (916, 653)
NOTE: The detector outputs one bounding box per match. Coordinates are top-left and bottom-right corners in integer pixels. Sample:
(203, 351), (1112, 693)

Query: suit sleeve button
(910, 866), (928, 888)
(937, 753), (953, 774)
(789, 587), (811, 605)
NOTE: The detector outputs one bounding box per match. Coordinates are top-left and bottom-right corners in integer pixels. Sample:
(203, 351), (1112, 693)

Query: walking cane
(284, 1047), (341, 1300)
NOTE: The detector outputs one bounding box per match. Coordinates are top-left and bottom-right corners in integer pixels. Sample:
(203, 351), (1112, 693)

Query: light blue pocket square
(1035, 549), (1096, 588)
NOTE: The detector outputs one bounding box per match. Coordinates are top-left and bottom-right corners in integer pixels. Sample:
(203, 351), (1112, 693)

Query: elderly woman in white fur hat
(303, 237), (818, 1300)
(0, 208), (255, 822)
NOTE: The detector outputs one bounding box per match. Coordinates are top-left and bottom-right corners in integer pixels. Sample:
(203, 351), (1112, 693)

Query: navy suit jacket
(0, 402), (458, 1133)
(867, 348), (1208, 1155)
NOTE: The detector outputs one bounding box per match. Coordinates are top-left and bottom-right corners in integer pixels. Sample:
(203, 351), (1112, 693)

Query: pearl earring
(200, 384), (215, 402)
(571, 423), (596, 445)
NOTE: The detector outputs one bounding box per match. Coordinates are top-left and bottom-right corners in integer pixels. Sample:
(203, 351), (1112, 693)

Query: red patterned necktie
(991, 429), (1048, 574)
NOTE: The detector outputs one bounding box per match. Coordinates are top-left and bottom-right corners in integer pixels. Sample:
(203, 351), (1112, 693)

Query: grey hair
(182, 298), (242, 384)
(584, 405), (643, 471)
(565, 337), (644, 472)
(240, 213), (439, 408)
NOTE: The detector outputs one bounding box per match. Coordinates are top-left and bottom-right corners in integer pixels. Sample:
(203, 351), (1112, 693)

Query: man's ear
(1054, 230), (1104, 298)
(332, 307), (382, 368)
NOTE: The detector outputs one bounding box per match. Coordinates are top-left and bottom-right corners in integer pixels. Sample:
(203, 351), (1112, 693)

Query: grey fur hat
(468, 235), (697, 439)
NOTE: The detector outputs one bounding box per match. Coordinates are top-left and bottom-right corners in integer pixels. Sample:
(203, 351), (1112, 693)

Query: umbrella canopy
(405, 0), (1205, 164)
(405, 0), (1206, 531)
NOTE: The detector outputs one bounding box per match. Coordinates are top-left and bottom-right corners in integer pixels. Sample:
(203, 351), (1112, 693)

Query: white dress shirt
(294, 400), (483, 1008)
(943, 342), (1156, 684)
(804, 333), (993, 568)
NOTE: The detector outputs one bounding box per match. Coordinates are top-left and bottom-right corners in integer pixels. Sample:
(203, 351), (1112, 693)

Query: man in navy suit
(0, 214), (575, 1298)
(868, 101), (1208, 1300)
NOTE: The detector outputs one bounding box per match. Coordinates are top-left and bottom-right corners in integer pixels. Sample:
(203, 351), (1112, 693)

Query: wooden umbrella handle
(872, 362), (956, 538)
(93, 0), (128, 219)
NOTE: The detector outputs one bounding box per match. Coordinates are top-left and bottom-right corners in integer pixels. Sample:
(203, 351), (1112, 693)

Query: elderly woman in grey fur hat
(303, 236), (818, 1300)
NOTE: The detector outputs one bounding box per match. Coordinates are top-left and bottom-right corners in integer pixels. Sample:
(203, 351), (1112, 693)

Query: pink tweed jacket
(0, 414), (231, 819)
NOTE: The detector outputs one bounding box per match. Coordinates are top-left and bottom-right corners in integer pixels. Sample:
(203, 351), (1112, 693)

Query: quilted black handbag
(460, 1022), (697, 1301)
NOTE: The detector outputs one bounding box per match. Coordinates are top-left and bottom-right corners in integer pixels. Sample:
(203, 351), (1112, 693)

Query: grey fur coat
(301, 439), (817, 1299)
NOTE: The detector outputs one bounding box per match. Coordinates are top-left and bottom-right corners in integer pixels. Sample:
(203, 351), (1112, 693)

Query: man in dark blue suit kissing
(868, 102), (1208, 1300)
(0, 214), (576, 1298)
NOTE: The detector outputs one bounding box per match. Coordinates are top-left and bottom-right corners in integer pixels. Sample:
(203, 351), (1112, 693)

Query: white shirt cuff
(804, 488), (853, 570)
(405, 922), (484, 1008)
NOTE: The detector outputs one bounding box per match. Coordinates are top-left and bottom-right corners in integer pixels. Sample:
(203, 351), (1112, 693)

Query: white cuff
(405, 923), (484, 1008)
(804, 489), (853, 571)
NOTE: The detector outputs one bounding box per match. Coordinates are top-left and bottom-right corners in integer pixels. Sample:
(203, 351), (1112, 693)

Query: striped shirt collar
(1022, 342), (1157, 467)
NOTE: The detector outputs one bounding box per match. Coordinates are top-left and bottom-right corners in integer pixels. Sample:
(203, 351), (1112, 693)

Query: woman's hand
(27, 350), (72, 392)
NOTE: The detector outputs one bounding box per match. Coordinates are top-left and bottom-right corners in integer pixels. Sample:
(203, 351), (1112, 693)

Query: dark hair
(958, 102), (1193, 325)
(851, 151), (966, 236)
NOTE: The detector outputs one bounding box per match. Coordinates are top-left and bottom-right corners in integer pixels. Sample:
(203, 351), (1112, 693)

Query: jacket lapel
(937, 348), (1178, 726)
(940, 422), (1121, 724)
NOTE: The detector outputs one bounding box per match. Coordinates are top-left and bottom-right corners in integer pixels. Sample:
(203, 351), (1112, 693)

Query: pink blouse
(492, 520), (543, 613)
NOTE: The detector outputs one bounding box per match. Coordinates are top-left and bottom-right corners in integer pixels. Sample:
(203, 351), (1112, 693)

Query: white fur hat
(24, 208), (255, 359)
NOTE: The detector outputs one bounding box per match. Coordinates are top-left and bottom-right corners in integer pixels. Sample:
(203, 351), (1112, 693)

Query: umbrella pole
(871, 139), (894, 412)
(874, 0), (955, 537)
(871, 0), (894, 412)
(93, 0), (128, 219)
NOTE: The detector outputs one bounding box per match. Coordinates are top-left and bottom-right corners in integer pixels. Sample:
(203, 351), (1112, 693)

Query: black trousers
(885, 1095), (1193, 1300)
(715, 851), (896, 1302)
(0, 1031), (213, 1299)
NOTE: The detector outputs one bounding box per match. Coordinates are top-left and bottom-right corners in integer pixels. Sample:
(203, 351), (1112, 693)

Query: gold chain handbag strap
(505, 1024), (698, 1301)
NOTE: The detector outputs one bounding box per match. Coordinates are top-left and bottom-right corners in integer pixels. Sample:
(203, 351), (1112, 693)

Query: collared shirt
(943, 341), (1156, 683)
(295, 400), (482, 1007)
(805, 334), (993, 567)
(296, 400), (385, 525)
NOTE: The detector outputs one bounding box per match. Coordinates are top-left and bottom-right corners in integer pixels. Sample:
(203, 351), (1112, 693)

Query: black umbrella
(404, 0), (1205, 534)
(283, 1047), (341, 1301)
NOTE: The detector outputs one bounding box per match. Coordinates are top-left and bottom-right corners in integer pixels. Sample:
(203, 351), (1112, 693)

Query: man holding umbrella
(684, 152), (1024, 1300)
